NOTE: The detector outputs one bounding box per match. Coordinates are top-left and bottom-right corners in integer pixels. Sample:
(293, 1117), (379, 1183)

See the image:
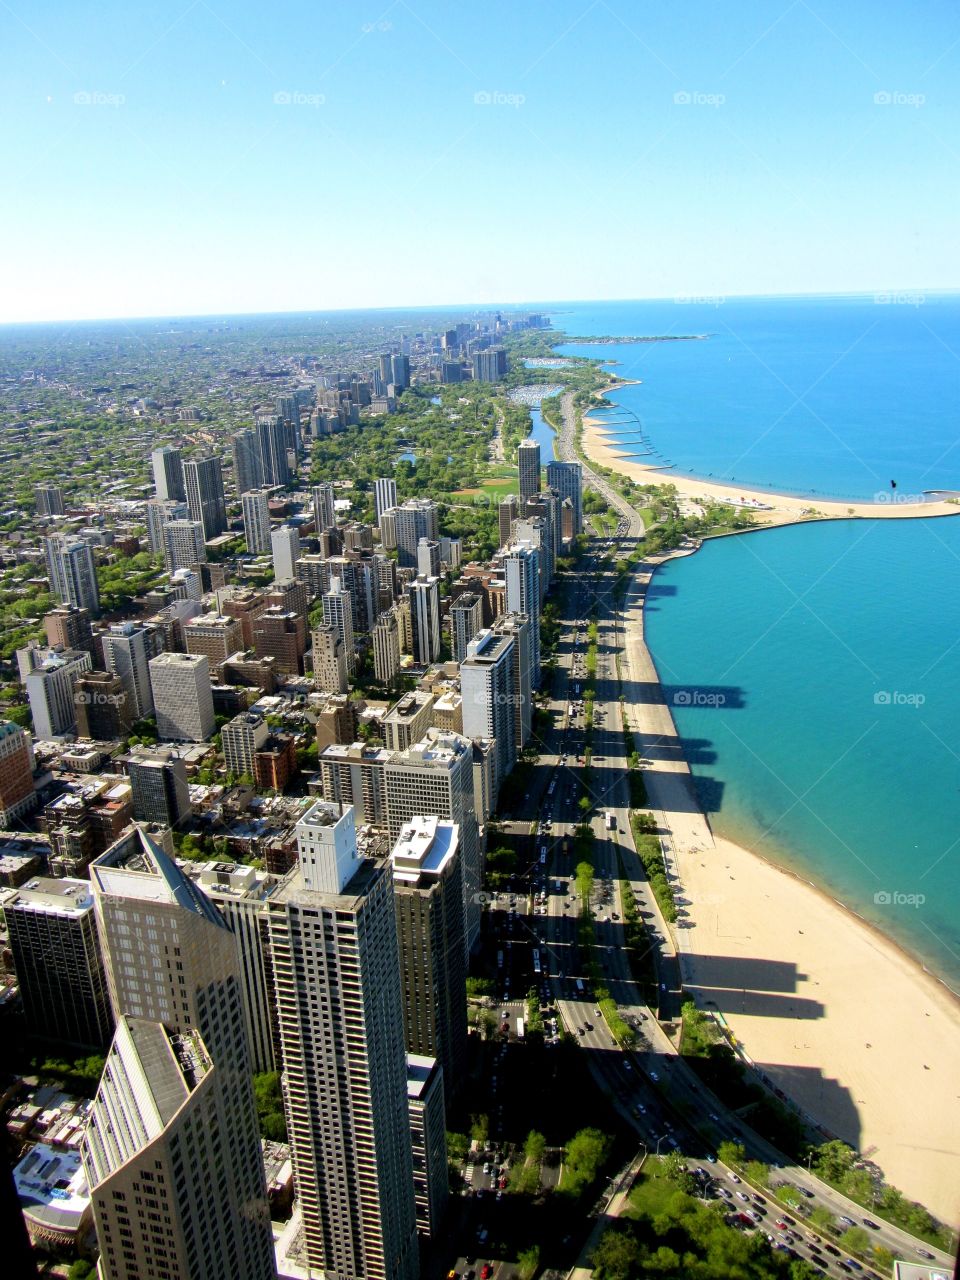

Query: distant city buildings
(517, 437), (541, 502)
(257, 414), (291, 489)
(374, 477), (398, 525)
(231, 427), (264, 495)
(45, 535), (101, 617)
(242, 489), (272, 555)
(183, 455), (228, 539)
(149, 652), (215, 742)
(34, 484), (65, 517)
(151, 444), (186, 503)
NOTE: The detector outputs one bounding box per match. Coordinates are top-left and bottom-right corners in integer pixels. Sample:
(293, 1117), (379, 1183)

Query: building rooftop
(10, 877), (94, 916)
(391, 816), (458, 884)
(92, 826), (225, 927)
(14, 1142), (89, 1236)
(406, 1053), (440, 1100)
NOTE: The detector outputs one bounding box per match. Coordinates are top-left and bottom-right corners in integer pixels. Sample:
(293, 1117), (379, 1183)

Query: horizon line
(2, 287), (959, 331)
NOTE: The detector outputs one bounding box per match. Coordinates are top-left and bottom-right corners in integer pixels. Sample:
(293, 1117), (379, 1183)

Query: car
(480, 1267), (493, 1280)
(775, 1220), (788, 1230)
(649, 1070), (659, 1082)
(862, 1218), (879, 1229)
(798, 1186), (815, 1198)
(729, 1173), (741, 1184)
(844, 1261), (862, 1272)
(839, 1216), (856, 1228)
(737, 1192), (750, 1203)
(705, 1153), (716, 1163)
(916, 1249), (936, 1261)
(823, 1244), (841, 1257)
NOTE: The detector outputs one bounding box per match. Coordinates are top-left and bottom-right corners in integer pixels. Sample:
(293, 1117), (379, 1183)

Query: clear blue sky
(2, 0), (958, 322)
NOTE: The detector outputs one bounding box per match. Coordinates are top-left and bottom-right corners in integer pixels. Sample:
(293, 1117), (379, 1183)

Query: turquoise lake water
(549, 296), (960, 988)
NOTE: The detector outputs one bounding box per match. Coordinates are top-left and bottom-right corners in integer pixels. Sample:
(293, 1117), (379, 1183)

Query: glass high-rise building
(266, 803), (418, 1280)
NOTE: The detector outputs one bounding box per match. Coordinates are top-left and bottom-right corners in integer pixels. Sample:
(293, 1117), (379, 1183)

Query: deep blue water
(554, 294), (960, 501)
(645, 520), (960, 989)
(550, 296), (960, 987)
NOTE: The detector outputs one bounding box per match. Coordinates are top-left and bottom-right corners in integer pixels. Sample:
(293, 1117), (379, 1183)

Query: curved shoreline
(618, 546), (960, 1223)
(580, 381), (960, 522)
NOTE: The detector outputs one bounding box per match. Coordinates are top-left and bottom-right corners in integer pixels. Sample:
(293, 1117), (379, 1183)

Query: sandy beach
(618, 538), (960, 1225)
(583, 409), (960, 523)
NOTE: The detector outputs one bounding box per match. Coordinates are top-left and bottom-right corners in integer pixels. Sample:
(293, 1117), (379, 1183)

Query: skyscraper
(384, 730), (481, 953)
(0, 719), (36, 828)
(83, 827), (275, 1280)
(242, 489), (272, 555)
(472, 347), (507, 383)
(390, 353), (411, 390)
(126, 746), (192, 827)
(408, 575), (440, 665)
(101, 621), (159, 719)
(323, 577), (356, 676)
(493, 611), (533, 750)
(271, 524), (300, 581)
(374, 477), (398, 525)
(151, 445), (186, 503)
(312, 482), (336, 531)
(391, 817), (467, 1099)
(546, 459), (583, 536)
(34, 484), (65, 516)
(161, 519), (207, 573)
(231, 427), (264, 495)
(450, 591), (484, 664)
(183, 456), (228, 539)
(221, 712), (269, 777)
(309, 623), (346, 694)
(497, 492), (519, 548)
(372, 608), (402, 684)
(459, 628), (517, 784)
(22, 647), (93, 739)
(45, 535), (101, 616)
(43, 604), (94, 656)
(257, 414), (291, 488)
(416, 537), (441, 579)
(394, 499), (438, 569)
(6, 877), (112, 1051)
(517, 437), (541, 502)
(146, 498), (189, 555)
(149, 652), (215, 742)
(504, 542), (541, 687)
(265, 803), (418, 1280)
(74, 670), (134, 740)
(406, 1056), (449, 1239)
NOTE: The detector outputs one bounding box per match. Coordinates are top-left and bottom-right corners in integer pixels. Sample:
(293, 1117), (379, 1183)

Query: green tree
(813, 1139), (856, 1183)
(716, 1140), (745, 1168)
(517, 1244), (540, 1280)
(840, 1226), (870, 1255)
(660, 1150), (695, 1192)
(592, 1228), (642, 1280)
(470, 1113), (489, 1144)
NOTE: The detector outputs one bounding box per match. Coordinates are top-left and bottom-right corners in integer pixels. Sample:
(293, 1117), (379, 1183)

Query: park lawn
(453, 475), (519, 498)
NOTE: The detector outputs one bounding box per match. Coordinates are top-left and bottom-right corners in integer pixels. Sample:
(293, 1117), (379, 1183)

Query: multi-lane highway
(481, 462), (954, 1275)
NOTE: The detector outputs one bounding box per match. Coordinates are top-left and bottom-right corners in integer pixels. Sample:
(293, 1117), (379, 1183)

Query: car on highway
(649, 1070), (659, 1082)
